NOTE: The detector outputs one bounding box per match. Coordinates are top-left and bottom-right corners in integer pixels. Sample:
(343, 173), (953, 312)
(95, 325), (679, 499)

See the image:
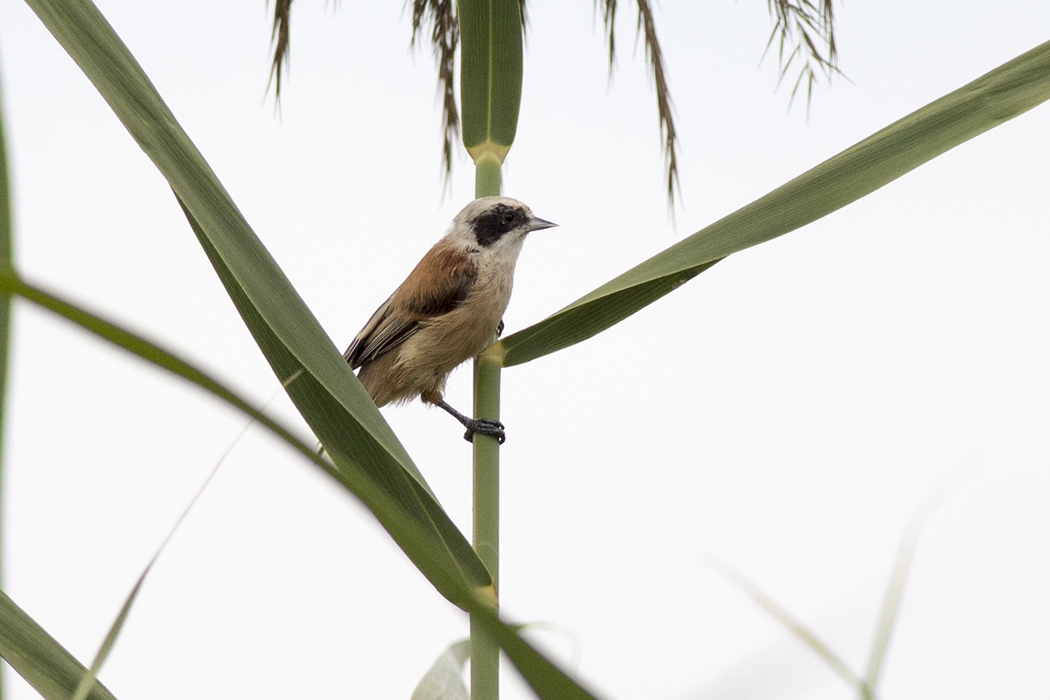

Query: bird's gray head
(454, 196), (557, 248)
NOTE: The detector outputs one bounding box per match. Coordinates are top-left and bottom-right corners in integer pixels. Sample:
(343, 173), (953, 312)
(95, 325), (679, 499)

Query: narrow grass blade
(0, 590), (119, 700)
(704, 554), (870, 697)
(495, 40), (1050, 367)
(66, 579), (138, 700)
(68, 414), (247, 700)
(23, 0), (492, 604)
(865, 469), (970, 695)
(410, 639), (471, 700)
(458, 0), (523, 166)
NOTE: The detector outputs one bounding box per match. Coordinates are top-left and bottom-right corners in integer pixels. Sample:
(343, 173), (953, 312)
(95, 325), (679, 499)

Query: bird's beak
(527, 216), (558, 232)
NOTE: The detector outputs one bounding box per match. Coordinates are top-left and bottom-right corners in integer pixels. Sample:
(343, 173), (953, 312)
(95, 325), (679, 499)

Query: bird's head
(451, 196), (557, 252)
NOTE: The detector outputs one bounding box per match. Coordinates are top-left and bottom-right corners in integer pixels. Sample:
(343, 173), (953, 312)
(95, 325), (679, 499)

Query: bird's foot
(463, 418), (506, 445)
(434, 398), (507, 445)
(496, 319), (505, 338)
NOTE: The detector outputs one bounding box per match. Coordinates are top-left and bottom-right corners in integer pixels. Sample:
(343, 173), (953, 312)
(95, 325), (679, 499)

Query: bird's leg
(434, 398), (506, 444)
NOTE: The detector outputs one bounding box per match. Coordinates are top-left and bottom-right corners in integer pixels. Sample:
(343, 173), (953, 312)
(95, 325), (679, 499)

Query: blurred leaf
(495, 39), (1050, 367)
(704, 555), (869, 696)
(411, 639), (471, 700)
(24, 0), (491, 607)
(0, 589), (119, 700)
(69, 402), (252, 700)
(0, 66), (11, 387)
(0, 272), (317, 466)
(865, 469), (970, 695)
(67, 579), (137, 700)
(459, 0), (523, 165)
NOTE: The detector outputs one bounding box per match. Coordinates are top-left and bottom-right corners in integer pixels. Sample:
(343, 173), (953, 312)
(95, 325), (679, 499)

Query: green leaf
(23, 0), (491, 607)
(0, 589), (119, 700)
(459, 0), (524, 165)
(67, 576), (140, 700)
(494, 39), (1050, 367)
(0, 271), (607, 700)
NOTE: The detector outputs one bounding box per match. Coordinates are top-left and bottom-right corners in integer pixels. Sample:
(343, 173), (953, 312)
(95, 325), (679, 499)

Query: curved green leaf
(0, 590), (119, 700)
(23, 0), (491, 605)
(494, 39), (1050, 367)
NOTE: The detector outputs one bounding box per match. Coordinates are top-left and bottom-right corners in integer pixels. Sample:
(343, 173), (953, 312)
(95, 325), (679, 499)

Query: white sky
(1, 1), (1049, 699)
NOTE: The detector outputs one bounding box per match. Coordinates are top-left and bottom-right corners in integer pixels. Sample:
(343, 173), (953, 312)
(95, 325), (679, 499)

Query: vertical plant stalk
(470, 151), (502, 700)
(469, 86), (506, 700)
(474, 158), (502, 200)
(0, 63), (15, 700)
(471, 346), (502, 700)
(471, 353), (501, 574)
(471, 142), (503, 700)
(458, 0), (523, 695)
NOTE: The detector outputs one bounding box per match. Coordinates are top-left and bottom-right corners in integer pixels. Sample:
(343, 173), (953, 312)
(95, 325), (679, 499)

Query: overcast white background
(1, 0), (1049, 698)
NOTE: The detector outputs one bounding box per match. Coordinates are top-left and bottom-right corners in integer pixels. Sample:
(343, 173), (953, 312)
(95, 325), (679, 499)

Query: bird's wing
(343, 295), (404, 368)
(344, 246), (478, 369)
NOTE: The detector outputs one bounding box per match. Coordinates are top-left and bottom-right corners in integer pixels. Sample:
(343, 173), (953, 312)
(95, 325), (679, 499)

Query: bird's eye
(503, 212), (516, 223)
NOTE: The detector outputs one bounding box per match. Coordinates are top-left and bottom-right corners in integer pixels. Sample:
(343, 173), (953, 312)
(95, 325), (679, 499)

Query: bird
(344, 196), (556, 444)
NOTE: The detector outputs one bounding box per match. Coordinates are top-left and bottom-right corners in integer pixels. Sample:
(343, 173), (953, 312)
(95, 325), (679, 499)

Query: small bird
(344, 196), (556, 444)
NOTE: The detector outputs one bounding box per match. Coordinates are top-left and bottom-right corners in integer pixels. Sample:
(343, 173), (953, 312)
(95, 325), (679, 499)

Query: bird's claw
(464, 418), (506, 445)
(496, 319), (505, 338)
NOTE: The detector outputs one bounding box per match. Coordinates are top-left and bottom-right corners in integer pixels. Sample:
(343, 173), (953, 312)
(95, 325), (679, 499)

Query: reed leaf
(0, 590), (119, 700)
(494, 39), (1050, 367)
